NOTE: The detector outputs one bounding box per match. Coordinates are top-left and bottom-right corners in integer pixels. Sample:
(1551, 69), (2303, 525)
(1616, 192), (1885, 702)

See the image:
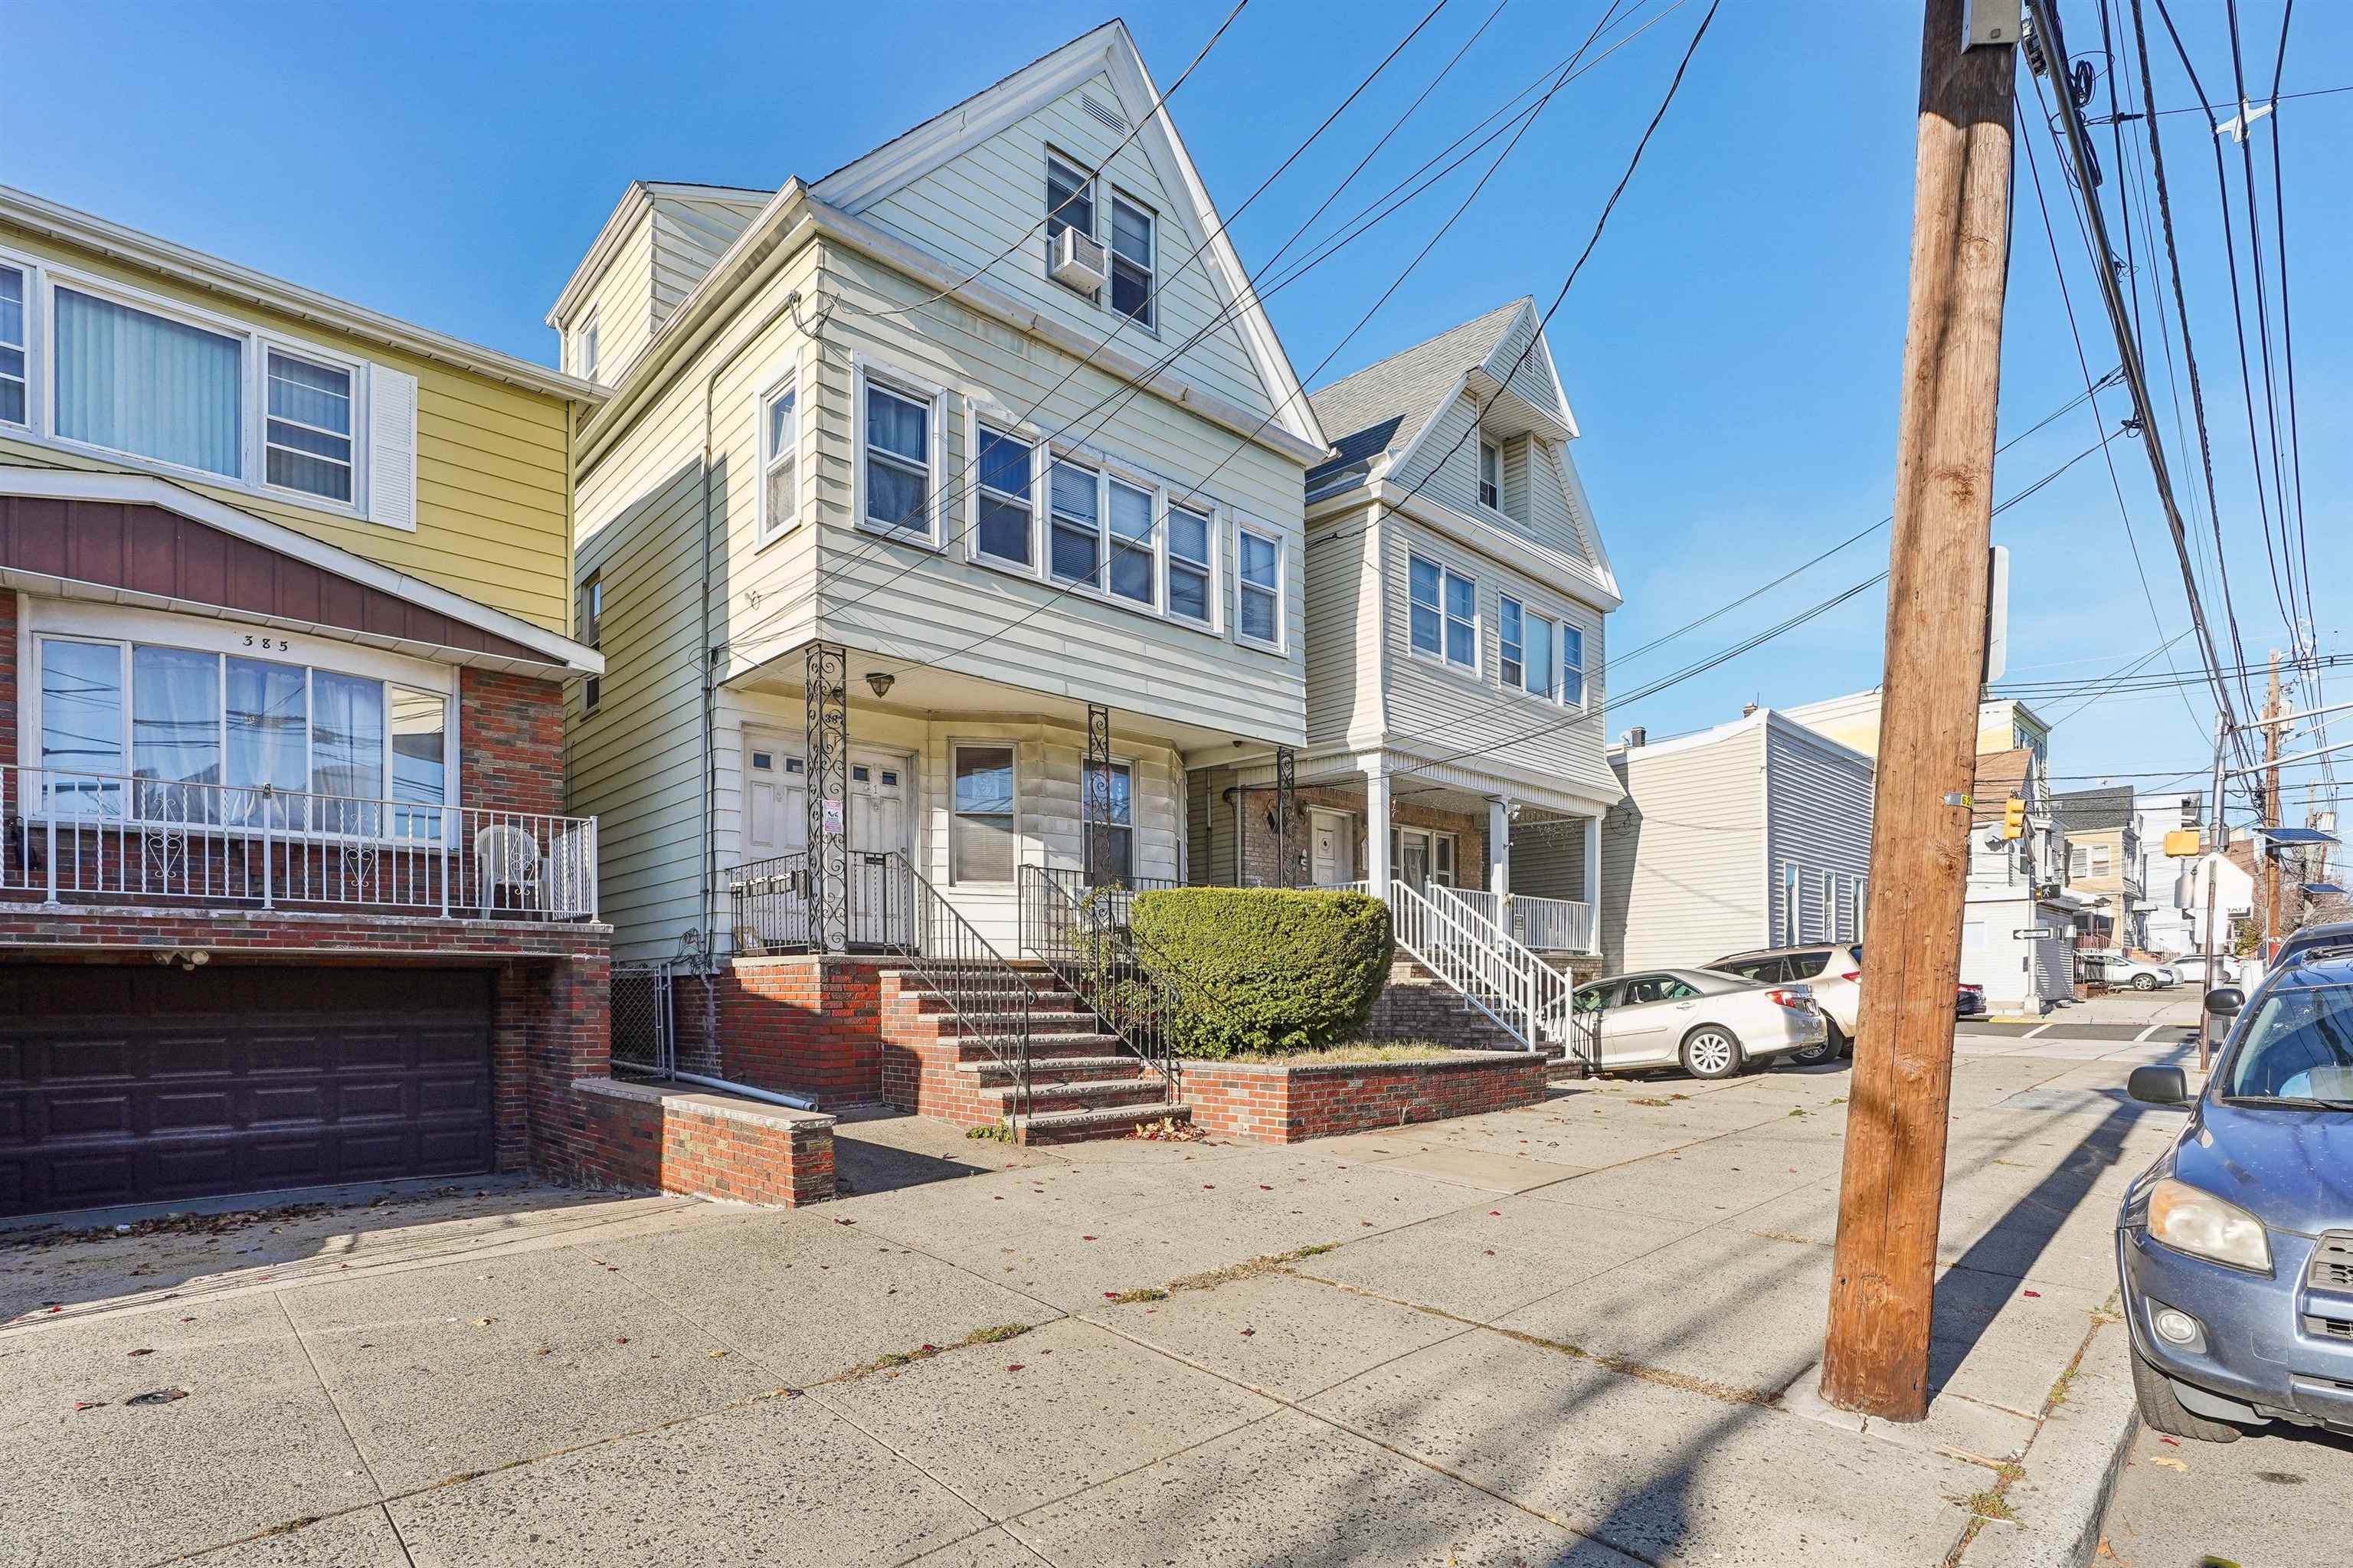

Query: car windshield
(2220, 982), (2353, 1107)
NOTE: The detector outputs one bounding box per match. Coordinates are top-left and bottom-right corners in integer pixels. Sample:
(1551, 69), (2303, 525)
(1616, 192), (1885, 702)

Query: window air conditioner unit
(1051, 228), (1108, 293)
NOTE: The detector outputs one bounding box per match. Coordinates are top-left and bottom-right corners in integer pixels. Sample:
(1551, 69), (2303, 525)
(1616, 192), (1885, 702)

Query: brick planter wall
(673, 957), (885, 1104)
(1183, 1050), (1553, 1143)
(562, 1077), (834, 1205)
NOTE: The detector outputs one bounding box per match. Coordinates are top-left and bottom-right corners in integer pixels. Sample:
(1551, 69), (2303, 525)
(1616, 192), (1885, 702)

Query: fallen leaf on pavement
(1006, 1363), (1025, 1373)
(2023, 1290), (2041, 1298)
(73, 1402), (105, 1412)
(128, 1348), (155, 1357)
(2148, 1455), (2188, 1471)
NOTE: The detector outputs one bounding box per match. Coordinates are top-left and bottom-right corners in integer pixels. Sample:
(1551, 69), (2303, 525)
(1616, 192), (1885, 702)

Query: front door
(741, 732), (810, 949)
(847, 751), (911, 947)
(1311, 811), (1353, 887)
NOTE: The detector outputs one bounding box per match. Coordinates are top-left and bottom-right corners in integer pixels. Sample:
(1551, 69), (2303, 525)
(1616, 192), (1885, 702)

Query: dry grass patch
(1223, 1039), (1464, 1065)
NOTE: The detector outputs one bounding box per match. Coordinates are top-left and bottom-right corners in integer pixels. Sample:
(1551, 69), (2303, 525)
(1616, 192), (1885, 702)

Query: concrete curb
(1960, 1318), (2139, 1568)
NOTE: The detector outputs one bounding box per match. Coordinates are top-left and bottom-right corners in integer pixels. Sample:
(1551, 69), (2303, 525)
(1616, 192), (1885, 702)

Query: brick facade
(674, 958), (885, 1103)
(1235, 778), (1489, 892)
(458, 666), (568, 819)
(1183, 1051), (1553, 1143)
(559, 1078), (834, 1206)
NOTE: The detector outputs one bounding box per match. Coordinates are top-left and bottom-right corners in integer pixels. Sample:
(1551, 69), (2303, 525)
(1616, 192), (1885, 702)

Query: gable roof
(2051, 785), (2136, 833)
(807, 21), (1320, 449)
(547, 181), (770, 328)
(1306, 300), (1527, 487)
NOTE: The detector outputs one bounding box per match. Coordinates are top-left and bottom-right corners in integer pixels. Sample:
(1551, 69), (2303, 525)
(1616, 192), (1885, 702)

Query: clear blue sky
(8, 1), (2342, 820)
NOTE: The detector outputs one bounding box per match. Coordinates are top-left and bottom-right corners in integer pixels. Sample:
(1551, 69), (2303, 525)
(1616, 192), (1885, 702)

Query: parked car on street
(2163, 954), (2220, 984)
(2275, 920), (2353, 971)
(2119, 962), (2353, 1442)
(1707, 944), (1863, 1065)
(2087, 952), (2180, 991)
(1956, 981), (1988, 1019)
(1569, 968), (1826, 1079)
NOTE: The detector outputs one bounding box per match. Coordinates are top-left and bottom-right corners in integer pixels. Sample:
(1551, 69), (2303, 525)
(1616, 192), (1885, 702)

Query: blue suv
(2119, 957), (2353, 1442)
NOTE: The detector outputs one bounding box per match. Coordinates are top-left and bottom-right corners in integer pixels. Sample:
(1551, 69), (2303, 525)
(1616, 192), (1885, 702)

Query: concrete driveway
(2, 1040), (2189, 1567)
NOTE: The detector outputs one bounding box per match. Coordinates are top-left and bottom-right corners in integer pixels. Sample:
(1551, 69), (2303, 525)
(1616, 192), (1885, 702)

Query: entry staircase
(1386, 880), (1599, 1068)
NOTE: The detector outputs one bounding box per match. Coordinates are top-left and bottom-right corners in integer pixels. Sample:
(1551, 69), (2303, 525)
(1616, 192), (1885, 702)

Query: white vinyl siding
(1599, 722), (1767, 973)
(1762, 717), (1877, 955)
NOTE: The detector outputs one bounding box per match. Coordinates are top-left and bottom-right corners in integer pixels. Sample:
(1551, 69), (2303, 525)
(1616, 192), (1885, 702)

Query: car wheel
(2132, 974), (2159, 992)
(2129, 1349), (2243, 1444)
(1680, 1026), (1743, 1080)
(1789, 1022), (1844, 1067)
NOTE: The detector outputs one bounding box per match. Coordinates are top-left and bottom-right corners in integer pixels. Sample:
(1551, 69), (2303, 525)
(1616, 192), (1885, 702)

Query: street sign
(2013, 927), (2056, 939)
(2162, 828), (2204, 858)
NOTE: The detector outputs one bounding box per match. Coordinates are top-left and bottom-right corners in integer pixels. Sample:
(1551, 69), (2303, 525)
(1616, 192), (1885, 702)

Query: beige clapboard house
(561, 21), (1324, 973)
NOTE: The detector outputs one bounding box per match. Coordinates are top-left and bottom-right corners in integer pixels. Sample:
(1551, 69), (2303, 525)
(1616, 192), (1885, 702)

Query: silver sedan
(1569, 967), (1827, 1079)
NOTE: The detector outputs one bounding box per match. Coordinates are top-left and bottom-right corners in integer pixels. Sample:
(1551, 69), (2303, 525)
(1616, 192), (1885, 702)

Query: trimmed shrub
(1129, 888), (1392, 1059)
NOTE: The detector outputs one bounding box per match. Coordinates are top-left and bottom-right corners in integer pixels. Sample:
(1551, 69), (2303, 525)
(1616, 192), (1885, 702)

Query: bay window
(33, 634), (451, 834)
(0, 264), (24, 427)
(1089, 761), (1134, 884)
(54, 287), (243, 479)
(974, 425), (1034, 568)
(952, 745), (1016, 883)
(1167, 502), (1212, 626)
(861, 378), (931, 535)
(1237, 526), (1281, 648)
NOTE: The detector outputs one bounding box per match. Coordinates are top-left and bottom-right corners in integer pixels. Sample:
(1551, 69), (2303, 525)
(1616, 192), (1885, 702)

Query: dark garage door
(0, 966), (494, 1218)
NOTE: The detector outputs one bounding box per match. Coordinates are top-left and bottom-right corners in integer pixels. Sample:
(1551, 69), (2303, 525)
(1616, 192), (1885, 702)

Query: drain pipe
(665, 1069), (819, 1112)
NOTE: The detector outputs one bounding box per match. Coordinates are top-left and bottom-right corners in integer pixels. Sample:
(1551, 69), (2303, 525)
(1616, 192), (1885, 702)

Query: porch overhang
(725, 633), (1299, 755)
(0, 470), (603, 679)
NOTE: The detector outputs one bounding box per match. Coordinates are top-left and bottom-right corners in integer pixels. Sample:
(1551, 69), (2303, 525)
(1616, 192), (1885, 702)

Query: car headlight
(2147, 1177), (2272, 1273)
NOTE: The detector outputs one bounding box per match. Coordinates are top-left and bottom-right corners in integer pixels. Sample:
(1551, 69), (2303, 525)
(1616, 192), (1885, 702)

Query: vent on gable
(1081, 93), (1129, 134)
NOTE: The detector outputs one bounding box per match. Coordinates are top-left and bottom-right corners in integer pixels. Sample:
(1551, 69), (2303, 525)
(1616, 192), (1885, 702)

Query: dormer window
(1478, 439), (1500, 511)
(574, 313), (599, 381)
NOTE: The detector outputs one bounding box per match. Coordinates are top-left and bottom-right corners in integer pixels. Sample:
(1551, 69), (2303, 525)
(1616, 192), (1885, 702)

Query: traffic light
(2162, 828), (2204, 859)
(2001, 797), (2027, 840)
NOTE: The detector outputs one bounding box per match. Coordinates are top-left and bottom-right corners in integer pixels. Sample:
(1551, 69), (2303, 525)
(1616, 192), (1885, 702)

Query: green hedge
(1128, 888), (1392, 1059)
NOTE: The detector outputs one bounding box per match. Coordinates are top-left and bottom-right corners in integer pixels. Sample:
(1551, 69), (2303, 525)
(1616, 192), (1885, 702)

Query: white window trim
(1406, 552), (1477, 673)
(948, 739), (1019, 887)
(1106, 187), (1158, 336)
(574, 310), (600, 381)
(0, 257), (28, 429)
(1478, 437), (1501, 512)
(1558, 618), (1588, 711)
(21, 602), (461, 827)
(260, 343), (362, 509)
(2, 244), (381, 524)
(851, 355), (945, 547)
(1044, 149), (1101, 302)
(964, 422), (1232, 642)
(1233, 519), (1285, 653)
(755, 364), (801, 546)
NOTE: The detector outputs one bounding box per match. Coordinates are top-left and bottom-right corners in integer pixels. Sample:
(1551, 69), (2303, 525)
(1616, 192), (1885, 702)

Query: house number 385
(242, 633), (291, 651)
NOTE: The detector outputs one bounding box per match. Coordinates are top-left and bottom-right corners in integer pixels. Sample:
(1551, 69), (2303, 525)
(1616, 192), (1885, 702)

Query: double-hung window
(0, 264), (25, 427)
(1087, 760), (1134, 884)
(264, 350), (355, 504)
(1166, 502), (1212, 626)
(951, 745), (1016, 883)
(862, 377), (931, 536)
(1107, 477), (1155, 605)
(1046, 155), (1095, 249)
(574, 314), (599, 381)
(760, 376), (799, 540)
(1049, 459), (1101, 588)
(1108, 195), (1154, 328)
(35, 634), (447, 835)
(974, 425), (1035, 568)
(1499, 598), (1524, 689)
(1498, 597), (1555, 698)
(1478, 440), (1500, 510)
(1236, 526), (1281, 647)
(1559, 623), (1586, 707)
(579, 574), (603, 713)
(54, 286), (244, 480)
(1408, 555), (1476, 669)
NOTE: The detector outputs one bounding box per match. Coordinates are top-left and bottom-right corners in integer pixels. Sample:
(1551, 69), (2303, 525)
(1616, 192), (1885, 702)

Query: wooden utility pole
(1820, 0), (2016, 1423)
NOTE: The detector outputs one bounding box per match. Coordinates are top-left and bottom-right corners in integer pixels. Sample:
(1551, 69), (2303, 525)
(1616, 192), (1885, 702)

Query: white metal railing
(1389, 879), (1587, 1061)
(1307, 879), (1373, 895)
(1446, 888), (1595, 953)
(0, 763), (597, 919)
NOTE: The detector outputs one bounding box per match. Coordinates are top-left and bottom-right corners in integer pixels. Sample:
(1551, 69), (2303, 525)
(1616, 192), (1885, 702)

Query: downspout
(695, 287), (804, 974)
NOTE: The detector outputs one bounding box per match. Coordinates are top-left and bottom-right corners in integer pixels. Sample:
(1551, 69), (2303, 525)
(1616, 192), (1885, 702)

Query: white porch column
(1581, 813), (1602, 951)
(1365, 759), (1392, 893)
(1487, 796), (1511, 899)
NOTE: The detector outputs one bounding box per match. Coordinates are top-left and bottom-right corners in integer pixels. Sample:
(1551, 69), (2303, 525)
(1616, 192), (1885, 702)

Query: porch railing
(726, 849), (915, 953)
(1394, 879), (1595, 1067)
(1018, 866), (1191, 1106)
(878, 852), (1034, 1127)
(1446, 888), (1596, 954)
(0, 763), (595, 919)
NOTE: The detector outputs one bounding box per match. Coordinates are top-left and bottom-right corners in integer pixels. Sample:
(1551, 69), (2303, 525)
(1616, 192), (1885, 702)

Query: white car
(2093, 954), (2179, 991)
(1706, 944), (1864, 1065)
(1568, 967), (1828, 1079)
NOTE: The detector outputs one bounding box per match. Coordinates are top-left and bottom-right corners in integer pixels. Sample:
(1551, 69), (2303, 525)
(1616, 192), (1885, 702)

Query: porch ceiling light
(864, 670), (896, 699)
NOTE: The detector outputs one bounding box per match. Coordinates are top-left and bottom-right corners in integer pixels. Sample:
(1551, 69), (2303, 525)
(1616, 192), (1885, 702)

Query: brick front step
(1014, 1101), (1193, 1144)
(964, 1053), (1155, 1085)
(980, 1075), (1173, 1115)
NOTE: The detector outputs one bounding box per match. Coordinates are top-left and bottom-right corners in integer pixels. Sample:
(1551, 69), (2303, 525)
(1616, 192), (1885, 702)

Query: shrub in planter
(1129, 888), (1391, 1059)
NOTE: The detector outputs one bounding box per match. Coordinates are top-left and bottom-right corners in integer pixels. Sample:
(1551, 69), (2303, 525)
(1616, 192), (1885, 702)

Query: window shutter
(367, 364), (419, 529)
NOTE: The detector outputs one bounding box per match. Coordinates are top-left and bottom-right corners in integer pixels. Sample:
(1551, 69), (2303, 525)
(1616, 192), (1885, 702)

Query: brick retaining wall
(1183, 1050), (1552, 1143)
(674, 957), (885, 1103)
(562, 1077), (834, 1205)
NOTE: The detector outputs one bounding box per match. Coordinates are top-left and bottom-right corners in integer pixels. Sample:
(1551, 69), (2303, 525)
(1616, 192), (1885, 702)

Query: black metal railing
(879, 851), (1034, 1127)
(727, 849), (918, 954)
(1021, 866), (1222, 1106)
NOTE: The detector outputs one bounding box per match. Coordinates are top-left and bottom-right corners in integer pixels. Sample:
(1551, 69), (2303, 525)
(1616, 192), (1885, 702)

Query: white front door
(1310, 810), (1353, 886)
(743, 731), (808, 863)
(847, 750), (911, 946)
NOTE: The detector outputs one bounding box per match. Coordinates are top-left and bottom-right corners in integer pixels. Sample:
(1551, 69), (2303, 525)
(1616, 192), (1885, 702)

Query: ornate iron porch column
(1273, 745), (1297, 888)
(1082, 702), (1113, 888)
(805, 640), (849, 954)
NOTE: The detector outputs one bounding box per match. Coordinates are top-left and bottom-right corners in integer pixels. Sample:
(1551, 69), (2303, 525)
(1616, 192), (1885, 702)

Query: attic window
(574, 313), (599, 381)
(1046, 155), (1095, 247)
(1478, 440), (1500, 510)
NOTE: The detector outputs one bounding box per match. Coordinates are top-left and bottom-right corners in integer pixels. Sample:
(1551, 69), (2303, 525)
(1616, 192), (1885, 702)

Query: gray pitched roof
(2052, 785), (2136, 832)
(1305, 299), (1528, 488)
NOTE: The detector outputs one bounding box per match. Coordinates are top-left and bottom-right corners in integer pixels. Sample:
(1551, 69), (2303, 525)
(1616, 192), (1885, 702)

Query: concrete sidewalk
(1, 1043), (2181, 1567)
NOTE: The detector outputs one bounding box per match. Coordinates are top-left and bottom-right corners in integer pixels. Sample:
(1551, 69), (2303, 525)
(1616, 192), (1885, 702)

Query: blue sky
(7, 0), (2342, 819)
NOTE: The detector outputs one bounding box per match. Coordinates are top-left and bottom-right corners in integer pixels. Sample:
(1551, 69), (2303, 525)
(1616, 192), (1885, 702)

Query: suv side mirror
(2204, 986), (2246, 1018)
(2127, 1066), (2189, 1105)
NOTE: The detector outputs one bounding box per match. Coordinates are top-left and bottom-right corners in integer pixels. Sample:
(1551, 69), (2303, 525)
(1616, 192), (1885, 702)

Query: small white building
(1959, 749), (2079, 1015)
(1597, 708), (1875, 974)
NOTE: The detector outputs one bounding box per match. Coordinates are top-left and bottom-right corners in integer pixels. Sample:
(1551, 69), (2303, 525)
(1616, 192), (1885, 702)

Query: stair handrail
(879, 852), (1032, 1124)
(1388, 878), (1544, 1052)
(1019, 866), (1219, 1105)
(1423, 882), (1598, 1069)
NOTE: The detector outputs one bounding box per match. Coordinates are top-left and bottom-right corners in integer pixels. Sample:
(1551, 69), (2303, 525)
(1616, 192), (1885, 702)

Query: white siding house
(558, 21), (1322, 961)
(1598, 709), (1875, 973)
(1959, 748), (2082, 1015)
